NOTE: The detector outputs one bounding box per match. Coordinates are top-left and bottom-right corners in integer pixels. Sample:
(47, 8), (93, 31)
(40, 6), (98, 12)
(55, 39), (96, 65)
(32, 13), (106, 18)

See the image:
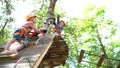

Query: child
(52, 20), (65, 36)
(1, 13), (40, 56)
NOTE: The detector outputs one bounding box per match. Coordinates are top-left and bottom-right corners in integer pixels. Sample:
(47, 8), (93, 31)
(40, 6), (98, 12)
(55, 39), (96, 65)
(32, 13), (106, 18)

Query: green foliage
(0, 0), (14, 44)
(0, 29), (11, 44)
(36, 4), (48, 28)
(0, 0), (14, 15)
(62, 4), (119, 68)
(54, 6), (66, 17)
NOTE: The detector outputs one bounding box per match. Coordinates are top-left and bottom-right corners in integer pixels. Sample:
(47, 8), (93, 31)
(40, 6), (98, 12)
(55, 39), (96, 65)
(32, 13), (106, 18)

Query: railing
(14, 57), (32, 68)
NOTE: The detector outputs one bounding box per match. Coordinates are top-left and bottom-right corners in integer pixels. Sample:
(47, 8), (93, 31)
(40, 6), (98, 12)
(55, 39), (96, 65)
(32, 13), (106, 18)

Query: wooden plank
(0, 48), (4, 52)
(48, 48), (66, 53)
(0, 55), (12, 61)
(58, 40), (65, 43)
(78, 50), (85, 63)
(49, 46), (65, 51)
(57, 15), (60, 24)
(33, 40), (53, 68)
(97, 54), (105, 67)
(42, 55), (67, 62)
(42, 60), (64, 67)
(0, 35), (55, 68)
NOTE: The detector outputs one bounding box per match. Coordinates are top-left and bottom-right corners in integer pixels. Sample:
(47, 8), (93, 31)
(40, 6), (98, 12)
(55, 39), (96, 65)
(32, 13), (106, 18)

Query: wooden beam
(42, 60), (64, 67)
(57, 15), (60, 24)
(33, 41), (53, 68)
(117, 63), (120, 68)
(78, 50), (85, 63)
(43, 55), (67, 62)
(97, 54), (105, 67)
(49, 46), (65, 52)
(48, 48), (67, 55)
(0, 48), (4, 52)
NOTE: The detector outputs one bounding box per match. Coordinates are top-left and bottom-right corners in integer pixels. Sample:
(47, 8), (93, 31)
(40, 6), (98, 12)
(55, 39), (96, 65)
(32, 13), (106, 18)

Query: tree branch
(96, 29), (108, 58)
(0, 19), (8, 35)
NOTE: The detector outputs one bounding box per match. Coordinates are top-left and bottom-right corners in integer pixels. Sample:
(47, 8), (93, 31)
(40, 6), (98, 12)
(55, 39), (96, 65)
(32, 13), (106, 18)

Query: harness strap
(23, 27), (28, 34)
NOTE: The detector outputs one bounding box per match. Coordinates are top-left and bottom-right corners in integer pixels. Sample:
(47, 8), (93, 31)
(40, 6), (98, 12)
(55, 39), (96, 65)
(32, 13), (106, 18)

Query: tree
(36, 0), (58, 28)
(0, 0), (14, 44)
(62, 4), (119, 68)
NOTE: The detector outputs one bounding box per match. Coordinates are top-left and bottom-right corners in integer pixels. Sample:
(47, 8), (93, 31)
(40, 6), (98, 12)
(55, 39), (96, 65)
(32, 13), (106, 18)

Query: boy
(53, 20), (65, 36)
(1, 13), (40, 56)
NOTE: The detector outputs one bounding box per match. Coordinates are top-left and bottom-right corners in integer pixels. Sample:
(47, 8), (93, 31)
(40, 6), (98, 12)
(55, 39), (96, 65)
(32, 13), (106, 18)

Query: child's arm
(28, 22), (40, 33)
(54, 23), (64, 30)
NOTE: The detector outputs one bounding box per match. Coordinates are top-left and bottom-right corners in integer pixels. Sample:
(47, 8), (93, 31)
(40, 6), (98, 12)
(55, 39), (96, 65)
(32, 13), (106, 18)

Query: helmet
(26, 14), (37, 21)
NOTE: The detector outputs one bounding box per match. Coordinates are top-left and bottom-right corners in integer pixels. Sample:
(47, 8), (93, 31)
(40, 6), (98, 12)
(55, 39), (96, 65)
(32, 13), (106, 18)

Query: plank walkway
(0, 34), (55, 68)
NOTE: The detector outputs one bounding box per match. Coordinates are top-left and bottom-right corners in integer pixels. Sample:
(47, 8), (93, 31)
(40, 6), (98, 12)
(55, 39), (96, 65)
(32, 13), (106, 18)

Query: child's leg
(4, 38), (16, 50)
(15, 40), (25, 51)
(15, 44), (24, 51)
(2, 40), (25, 55)
(1, 38), (16, 55)
(15, 39), (28, 51)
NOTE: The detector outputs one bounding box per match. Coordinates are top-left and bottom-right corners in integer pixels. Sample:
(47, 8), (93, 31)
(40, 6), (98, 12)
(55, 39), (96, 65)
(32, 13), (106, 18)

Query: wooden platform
(40, 36), (68, 68)
(0, 35), (55, 68)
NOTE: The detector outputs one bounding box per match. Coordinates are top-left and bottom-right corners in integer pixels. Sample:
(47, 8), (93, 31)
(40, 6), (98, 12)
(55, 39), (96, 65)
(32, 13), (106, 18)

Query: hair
(60, 20), (65, 26)
(26, 14), (37, 21)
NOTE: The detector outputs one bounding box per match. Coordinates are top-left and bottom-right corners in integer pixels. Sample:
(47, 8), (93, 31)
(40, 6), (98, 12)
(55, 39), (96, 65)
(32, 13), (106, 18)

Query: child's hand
(26, 34), (32, 38)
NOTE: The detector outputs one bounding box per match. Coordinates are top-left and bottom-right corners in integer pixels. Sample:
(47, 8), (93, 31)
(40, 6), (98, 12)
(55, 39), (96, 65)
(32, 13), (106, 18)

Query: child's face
(32, 17), (37, 23)
(60, 22), (65, 26)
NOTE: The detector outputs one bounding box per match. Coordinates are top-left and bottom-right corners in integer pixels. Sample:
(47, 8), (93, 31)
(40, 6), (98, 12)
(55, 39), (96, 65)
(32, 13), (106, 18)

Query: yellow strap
(23, 27), (28, 34)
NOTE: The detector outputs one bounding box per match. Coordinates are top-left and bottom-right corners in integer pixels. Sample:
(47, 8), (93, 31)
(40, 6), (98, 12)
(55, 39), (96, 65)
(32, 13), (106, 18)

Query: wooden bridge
(0, 34), (68, 68)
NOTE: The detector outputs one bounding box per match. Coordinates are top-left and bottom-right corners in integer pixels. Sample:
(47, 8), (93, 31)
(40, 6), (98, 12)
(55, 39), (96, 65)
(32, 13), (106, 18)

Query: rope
(82, 60), (114, 68)
(85, 52), (120, 61)
(14, 57), (32, 68)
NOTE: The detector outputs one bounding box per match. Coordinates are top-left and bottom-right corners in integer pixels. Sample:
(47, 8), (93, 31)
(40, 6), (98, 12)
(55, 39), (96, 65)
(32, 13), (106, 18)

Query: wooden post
(97, 54), (105, 67)
(78, 50), (85, 63)
(117, 63), (120, 68)
(57, 15), (60, 24)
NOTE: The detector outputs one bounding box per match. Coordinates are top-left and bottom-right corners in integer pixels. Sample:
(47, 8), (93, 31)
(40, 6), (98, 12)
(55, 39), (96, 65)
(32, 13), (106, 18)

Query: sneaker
(11, 49), (18, 54)
(10, 53), (19, 59)
(1, 50), (13, 55)
(10, 49), (19, 59)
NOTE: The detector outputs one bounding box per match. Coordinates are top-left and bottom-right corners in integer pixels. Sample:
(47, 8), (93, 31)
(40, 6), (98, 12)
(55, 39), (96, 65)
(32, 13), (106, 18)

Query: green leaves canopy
(63, 4), (119, 68)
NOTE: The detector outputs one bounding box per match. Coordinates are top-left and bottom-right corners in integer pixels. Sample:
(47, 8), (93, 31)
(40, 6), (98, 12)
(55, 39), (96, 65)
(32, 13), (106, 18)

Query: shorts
(13, 29), (28, 47)
(13, 29), (25, 42)
(22, 40), (29, 47)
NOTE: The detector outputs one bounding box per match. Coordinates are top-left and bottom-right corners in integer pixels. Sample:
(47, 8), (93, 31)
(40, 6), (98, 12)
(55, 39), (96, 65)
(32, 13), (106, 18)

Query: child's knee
(20, 40), (29, 47)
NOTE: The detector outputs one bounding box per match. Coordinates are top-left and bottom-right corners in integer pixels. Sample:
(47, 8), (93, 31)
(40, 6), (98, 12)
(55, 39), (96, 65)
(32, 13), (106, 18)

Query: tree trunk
(46, 0), (57, 18)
